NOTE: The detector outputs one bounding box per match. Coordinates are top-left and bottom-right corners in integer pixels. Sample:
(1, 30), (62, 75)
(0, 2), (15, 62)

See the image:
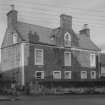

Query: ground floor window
(53, 71), (61, 79)
(91, 71), (96, 79)
(81, 71), (87, 79)
(101, 67), (105, 77)
(35, 71), (44, 79)
(64, 71), (71, 79)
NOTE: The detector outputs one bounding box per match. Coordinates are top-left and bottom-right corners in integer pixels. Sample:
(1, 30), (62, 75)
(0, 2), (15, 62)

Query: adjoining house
(100, 53), (105, 78)
(1, 5), (101, 89)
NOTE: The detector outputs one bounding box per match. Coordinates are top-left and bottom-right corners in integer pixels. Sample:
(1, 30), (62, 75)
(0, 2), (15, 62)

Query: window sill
(35, 64), (44, 66)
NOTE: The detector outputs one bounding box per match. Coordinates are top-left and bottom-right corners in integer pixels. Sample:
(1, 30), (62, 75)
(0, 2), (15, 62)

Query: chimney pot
(10, 4), (15, 10)
(80, 24), (90, 38)
(83, 24), (89, 29)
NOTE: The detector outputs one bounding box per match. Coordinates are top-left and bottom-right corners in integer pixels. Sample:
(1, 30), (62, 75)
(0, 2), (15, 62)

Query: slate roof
(78, 35), (100, 51)
(17, 21), (55, 45)
(16, 21), (100, 51)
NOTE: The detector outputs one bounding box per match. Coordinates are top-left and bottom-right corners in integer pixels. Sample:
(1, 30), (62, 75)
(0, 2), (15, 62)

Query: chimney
(79, 24), (90, 38)
(7, 5), (17, 28)
(60, 14), (72, 29)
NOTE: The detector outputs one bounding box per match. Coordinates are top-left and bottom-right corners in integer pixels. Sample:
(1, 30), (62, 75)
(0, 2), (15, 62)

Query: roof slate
(78, 35), (100, 51)
(17, 21), (55, 45)
(16, 21), (100, 51)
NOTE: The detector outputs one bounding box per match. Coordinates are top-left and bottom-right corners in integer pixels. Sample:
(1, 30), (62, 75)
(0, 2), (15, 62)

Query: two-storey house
(1, 5), (101, 88)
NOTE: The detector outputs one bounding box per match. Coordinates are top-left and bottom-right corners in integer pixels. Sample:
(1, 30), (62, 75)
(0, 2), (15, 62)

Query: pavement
(0, 95), (105, 105)
(0, 94), (105, 101)
(0, 95), (11, 101)
(0, 95), (20, 101)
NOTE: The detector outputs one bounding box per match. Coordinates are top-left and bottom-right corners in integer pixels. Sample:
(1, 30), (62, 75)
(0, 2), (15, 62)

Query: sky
(0, 0), (105, 49)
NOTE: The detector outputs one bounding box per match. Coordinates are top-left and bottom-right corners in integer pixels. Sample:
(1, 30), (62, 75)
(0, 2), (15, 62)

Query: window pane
(35, 49), (43, 65)
(90, 54), (96, 67)
(81, 71), (87, 79)
(53, 71), (61, 79)
(64, 52), (71, 66)
(91, 71), (96, 79)
(35, 71), (44, 79)
(37, 72), (41, 76)
(64, 71), (71, 79)
(13, 33), (17, 44)
(101, 67), (105, 77)
(64, 32), (71, 47)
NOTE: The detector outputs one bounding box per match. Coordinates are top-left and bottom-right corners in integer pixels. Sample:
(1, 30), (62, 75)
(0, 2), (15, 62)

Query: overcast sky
(0, 0), (105, 49)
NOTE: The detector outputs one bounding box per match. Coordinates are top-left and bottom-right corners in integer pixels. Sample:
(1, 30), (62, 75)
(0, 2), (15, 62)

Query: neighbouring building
(1, 5), (101, 88)
(100, 53), (105, 78)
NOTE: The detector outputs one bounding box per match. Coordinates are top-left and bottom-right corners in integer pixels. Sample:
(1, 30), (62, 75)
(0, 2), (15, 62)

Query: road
(0, 95), (105, 105)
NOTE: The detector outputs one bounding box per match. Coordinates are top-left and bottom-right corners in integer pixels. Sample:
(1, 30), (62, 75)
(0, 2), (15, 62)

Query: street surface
(0, 95), (105, 105)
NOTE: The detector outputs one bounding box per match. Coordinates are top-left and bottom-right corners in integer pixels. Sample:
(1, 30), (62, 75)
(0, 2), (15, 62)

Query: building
(1, 5), (101, 88)
(100, 53), (105, 78)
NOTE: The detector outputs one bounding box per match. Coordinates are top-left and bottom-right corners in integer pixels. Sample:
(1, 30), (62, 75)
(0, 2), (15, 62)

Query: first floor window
(35, 49), (44, 65)
(35, 71), (44, 79)
(81, 71), (87, 79)
(64, 32), (71, 47)
(64, 51), (71, 66)
(90, 53), (96, 67)
(64, 71), (71, 79)
(101, 67), (105, 77)
(53, 71), (61, 79)
(13, 33), (18, 44)
(91, 71), (96, 79)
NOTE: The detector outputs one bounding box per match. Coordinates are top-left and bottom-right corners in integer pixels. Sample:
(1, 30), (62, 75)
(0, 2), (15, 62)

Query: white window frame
(64, 71), (72, 79)
(64, 32), (71, 41)
(64, 51), (71, 66)
(64, 32), (71, 47)
(35, 48), (44, 65)
(90, 53), (96, 67)
(91, 71), (96, 79)
(35, 71), (44, 79)
(53, 71), (61, 79)
(81, 71), (87, 79)
(13, 33), (18, 44)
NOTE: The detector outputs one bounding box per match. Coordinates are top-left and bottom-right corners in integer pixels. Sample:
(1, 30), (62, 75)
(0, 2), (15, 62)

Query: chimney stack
(80, 24), (90, 38)
(60, 14), (72, 29)
(7, 5), (17, 28)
